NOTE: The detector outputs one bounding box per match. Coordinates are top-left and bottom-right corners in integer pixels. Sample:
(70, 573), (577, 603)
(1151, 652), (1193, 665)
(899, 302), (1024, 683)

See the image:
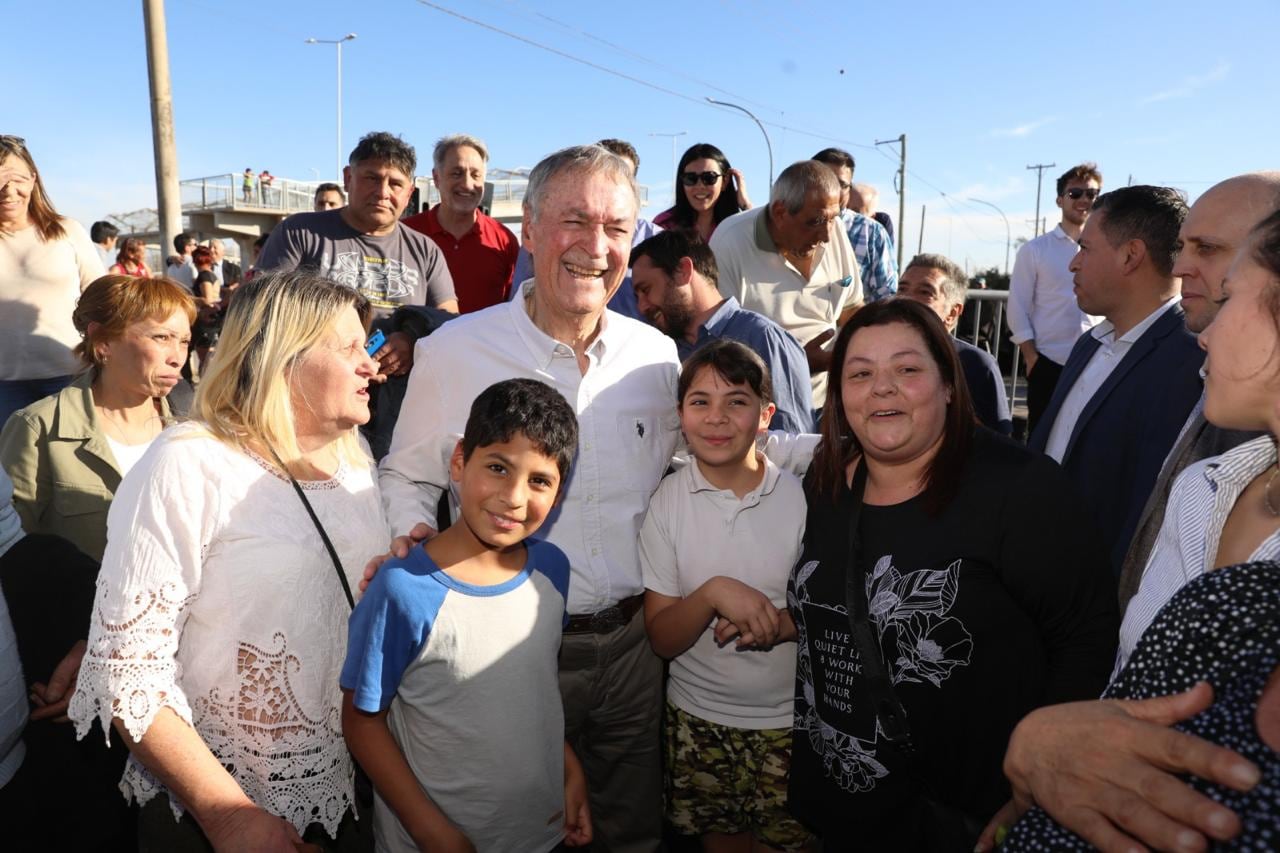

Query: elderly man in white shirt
(380, 144), (678, 851)
(1007, 163), (1104, 434)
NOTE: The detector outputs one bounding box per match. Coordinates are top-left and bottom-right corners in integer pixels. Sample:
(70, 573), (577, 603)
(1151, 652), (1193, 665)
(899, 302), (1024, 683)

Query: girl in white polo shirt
(640, 338), (811, 852)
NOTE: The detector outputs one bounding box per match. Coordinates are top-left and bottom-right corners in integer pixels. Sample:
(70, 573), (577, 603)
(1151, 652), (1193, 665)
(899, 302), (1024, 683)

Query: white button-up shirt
(1044, 297), (1180, 463)
(1007, 225), (1100, 365)
(1116, 434), (1280, 675)
(378, 284), (681, 615)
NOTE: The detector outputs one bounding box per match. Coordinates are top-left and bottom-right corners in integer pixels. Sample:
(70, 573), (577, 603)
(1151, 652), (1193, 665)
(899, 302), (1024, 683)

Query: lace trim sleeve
(69, 429), (218, 744)
(71, 572), (199, 744)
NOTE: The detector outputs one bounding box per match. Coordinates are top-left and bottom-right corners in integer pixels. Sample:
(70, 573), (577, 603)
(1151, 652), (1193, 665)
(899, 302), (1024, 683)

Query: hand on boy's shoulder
(360, 522), (437, 595)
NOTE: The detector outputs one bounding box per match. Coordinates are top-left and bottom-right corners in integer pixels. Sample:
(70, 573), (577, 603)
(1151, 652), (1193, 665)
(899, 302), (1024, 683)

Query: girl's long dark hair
(809, 299), (976, 515)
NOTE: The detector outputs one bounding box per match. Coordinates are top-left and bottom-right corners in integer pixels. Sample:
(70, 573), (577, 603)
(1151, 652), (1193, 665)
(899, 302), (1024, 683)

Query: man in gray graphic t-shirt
(257, 131), (458, 456)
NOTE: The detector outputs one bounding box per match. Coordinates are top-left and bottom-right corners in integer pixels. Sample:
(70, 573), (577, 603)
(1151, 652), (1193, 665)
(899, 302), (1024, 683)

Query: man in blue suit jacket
(1029, 185), (1202, 577)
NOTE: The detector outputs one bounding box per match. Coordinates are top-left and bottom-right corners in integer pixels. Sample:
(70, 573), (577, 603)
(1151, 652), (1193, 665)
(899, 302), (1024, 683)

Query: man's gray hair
(433, 134), (490, 170)
(906, 253), (969, 308)
(769, 161), (841, 215)
(523, 144), (639, 222)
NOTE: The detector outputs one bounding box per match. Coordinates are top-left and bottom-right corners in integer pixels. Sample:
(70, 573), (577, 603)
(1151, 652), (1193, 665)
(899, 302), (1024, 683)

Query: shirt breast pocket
(614, 413), (676, 492)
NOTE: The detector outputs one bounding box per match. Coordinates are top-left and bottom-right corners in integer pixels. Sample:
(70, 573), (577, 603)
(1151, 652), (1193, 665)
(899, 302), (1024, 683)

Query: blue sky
(5, 0), (1277, 273)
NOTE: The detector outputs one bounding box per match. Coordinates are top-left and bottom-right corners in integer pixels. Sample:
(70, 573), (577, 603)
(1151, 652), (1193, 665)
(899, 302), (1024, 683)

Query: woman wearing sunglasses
(654, 143), (752, 243)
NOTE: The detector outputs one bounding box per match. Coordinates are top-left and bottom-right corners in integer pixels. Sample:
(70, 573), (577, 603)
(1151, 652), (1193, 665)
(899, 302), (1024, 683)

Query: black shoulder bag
(841, 461), (985, 851)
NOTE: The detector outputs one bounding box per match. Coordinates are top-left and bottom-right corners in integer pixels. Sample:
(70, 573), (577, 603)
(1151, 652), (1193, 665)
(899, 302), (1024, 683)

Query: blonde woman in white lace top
(70, 271), (388, 851)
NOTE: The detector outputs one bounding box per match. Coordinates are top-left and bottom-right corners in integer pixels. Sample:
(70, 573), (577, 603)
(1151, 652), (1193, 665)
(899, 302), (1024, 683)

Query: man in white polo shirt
(710, 160), (862, 407)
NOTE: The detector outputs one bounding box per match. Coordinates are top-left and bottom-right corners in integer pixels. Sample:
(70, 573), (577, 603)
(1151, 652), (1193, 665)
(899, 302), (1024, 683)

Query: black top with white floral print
(787, 428), (1118, 846)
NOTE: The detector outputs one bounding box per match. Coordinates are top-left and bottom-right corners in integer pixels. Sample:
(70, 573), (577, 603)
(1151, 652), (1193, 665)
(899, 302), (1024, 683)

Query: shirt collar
(701, 297), (741, 337)
(509, 281), (611, 369)
(752, 207), (777, 252)
(687, 450), (782, 499)
(1204, 434), (1278, 490)
(1089, 296), (1180, 345)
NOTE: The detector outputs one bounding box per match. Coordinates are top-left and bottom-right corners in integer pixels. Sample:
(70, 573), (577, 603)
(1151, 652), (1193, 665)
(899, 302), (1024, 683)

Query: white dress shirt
(1007, 225), (1100, 365)
(1115, 434), (1280, 675)
(378, 284), (682, 615)
(1044, 297), (1180, 463)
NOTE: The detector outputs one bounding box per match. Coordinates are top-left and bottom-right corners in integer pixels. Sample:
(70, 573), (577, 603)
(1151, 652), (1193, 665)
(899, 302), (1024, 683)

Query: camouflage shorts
(664, 701), (813, 850)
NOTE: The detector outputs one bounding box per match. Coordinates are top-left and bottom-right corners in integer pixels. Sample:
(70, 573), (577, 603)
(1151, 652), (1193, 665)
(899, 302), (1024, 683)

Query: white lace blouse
(69, 422), (390, 836)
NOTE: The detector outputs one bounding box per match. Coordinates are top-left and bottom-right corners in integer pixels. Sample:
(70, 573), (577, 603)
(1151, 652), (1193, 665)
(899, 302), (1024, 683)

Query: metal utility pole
(648, 131), (687, 205)
(706, 98), (773, 186)
(306, 33), (357, 180)
(1026, 162), (1056, 237)
(142, 0), (180, 256)
(877, 134), (907, 269)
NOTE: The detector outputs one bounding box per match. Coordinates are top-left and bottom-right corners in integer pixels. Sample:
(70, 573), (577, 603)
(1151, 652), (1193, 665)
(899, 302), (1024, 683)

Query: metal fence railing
(958, 289), (1020, 418)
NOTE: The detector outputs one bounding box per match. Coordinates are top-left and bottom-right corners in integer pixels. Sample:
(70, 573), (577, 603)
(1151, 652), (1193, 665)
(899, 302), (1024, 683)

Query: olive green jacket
(0, 373), (172, 561)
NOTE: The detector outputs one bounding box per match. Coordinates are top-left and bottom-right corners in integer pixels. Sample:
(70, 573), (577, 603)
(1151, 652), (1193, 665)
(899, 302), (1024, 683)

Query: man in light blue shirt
(631, 229), (815, 432)
(813, 148), (898, 301)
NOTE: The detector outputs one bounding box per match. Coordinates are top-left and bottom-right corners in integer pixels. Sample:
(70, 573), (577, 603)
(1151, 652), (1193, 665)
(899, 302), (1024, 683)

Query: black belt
(563, 594), (643, 635)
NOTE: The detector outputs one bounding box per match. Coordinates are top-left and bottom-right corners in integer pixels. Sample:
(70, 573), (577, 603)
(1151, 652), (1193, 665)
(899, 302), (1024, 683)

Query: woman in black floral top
(786, 299), (1118, 851)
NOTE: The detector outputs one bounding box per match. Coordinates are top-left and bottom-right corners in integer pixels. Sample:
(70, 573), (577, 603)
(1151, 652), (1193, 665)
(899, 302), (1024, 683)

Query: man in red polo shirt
(403, 134), (519, 313)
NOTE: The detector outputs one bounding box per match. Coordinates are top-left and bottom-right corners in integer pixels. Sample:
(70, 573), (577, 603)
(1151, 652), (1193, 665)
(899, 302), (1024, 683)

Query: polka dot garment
(1001, 560), (1280, 851)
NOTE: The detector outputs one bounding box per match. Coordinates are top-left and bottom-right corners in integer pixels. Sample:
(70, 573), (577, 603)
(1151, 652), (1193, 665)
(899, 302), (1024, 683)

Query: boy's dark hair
(173, 231), (195, 254)
(461, 379), (579, 480)
(678, 339), (774, 407)
(1056, 162), (1103, 197)
(348, 131), (416, 176)
(630, 229), (719, 288)
(90, 221), (119, 243)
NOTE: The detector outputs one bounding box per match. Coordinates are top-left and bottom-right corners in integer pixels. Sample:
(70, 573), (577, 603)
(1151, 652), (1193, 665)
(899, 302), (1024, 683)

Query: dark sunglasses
(681, 170), (723, 187)
(1065, 187), (1100, 201)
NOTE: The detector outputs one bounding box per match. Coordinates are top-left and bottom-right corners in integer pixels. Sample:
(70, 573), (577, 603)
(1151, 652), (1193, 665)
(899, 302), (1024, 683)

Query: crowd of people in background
(0, 124), (1277, 853)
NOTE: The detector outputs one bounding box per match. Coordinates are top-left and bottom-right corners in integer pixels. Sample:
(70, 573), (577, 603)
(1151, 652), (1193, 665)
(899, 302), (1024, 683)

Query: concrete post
(142, 0), (181, 259)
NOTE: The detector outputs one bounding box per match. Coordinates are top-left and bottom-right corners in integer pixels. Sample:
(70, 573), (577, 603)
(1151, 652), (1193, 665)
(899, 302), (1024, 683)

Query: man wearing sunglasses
(1008, 163), (1104, 435)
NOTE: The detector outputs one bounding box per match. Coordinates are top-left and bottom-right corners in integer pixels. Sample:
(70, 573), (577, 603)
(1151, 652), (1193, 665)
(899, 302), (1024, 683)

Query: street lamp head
(344, 33), (357, 41)
(305, 38), (318, 43)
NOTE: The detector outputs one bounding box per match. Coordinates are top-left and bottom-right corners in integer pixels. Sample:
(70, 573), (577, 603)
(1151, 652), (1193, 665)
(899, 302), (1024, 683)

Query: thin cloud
(1140, 61), (1229, 104)
(990, 116), (1058, 138)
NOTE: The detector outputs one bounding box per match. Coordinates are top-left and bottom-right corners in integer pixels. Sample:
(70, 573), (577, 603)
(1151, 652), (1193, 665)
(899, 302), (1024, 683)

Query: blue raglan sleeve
(530, 540), (572, 628)
(340, 560), (444, 712)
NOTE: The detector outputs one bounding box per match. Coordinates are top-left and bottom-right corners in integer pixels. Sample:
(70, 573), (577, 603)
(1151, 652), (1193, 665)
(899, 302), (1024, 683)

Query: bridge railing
(180, 174), (317, 214)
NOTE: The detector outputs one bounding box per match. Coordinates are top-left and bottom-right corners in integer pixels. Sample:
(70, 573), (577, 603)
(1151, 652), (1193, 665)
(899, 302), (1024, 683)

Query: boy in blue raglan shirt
(341, 378), (590, 853)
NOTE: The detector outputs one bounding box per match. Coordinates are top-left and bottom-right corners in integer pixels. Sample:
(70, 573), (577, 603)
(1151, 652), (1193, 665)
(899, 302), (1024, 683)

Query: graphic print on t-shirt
(791, 554), (973, 793)
(320, 250), (419, 311)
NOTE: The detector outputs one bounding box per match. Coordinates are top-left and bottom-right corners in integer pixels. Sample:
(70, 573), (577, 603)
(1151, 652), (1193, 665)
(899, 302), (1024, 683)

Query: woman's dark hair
(664, 143), (745, 230)
(809, 299), (976, 514)
(678, 339), (774, 407)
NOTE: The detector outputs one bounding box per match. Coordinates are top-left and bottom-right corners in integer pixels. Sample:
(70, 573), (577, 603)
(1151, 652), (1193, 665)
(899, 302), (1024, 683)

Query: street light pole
(305, 33), (357, 180)
(967, 197), (1011, 274)
(706, 97), (773, 186)
(648, 131), (686, 206)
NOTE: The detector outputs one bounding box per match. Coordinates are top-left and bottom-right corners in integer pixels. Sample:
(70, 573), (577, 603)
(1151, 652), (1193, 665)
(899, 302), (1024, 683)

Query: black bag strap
(267, 446), (356, 611)
(841, 459), (914, 752)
